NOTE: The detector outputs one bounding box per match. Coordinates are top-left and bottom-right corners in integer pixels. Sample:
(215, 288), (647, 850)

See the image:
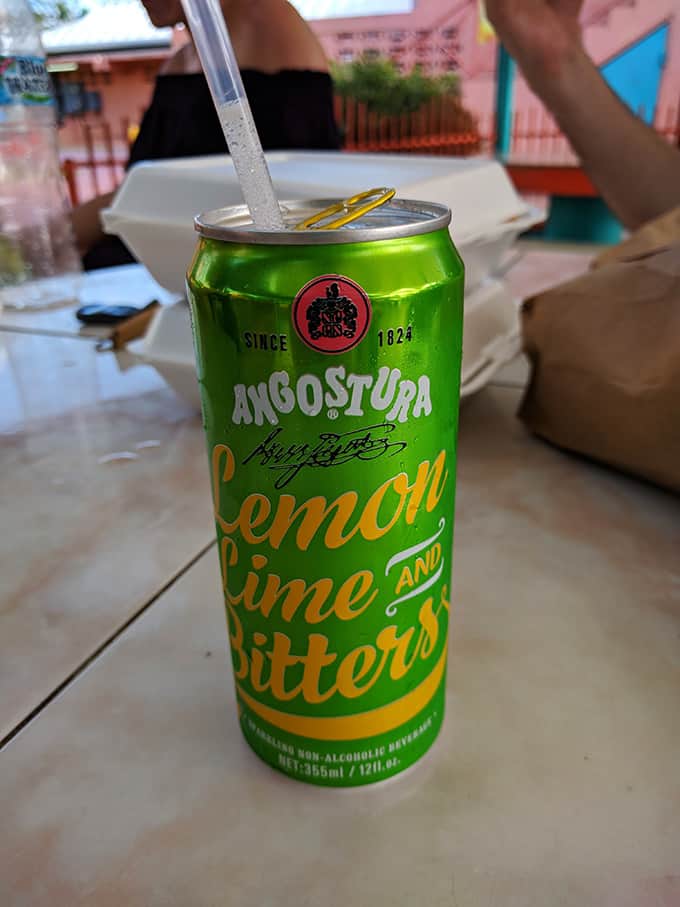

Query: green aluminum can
(187, 198), (464, 786)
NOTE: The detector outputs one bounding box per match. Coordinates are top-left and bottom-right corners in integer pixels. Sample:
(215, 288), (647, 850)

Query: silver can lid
(194, 198), (451, 245)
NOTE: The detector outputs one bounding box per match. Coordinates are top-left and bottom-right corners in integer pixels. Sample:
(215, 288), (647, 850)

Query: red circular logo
(292, 274), (371, 355)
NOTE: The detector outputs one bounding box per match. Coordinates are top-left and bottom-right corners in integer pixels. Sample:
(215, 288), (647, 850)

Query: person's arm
(71, 191), (114, 256)
(486, 0), (680, 230)
(230, 0), (330, 73)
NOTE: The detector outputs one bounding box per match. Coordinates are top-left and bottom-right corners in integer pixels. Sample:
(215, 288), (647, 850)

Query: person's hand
(485, 0), (585, 83)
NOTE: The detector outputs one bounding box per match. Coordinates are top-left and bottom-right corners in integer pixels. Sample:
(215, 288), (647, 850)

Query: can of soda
(187, 198), (464, 786)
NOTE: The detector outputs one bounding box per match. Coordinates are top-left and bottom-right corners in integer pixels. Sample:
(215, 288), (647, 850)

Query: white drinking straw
(180, 0), (285, 229)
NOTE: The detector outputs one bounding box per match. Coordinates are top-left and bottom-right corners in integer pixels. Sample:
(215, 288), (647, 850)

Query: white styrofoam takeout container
(126, 278), (521, 410)
(102, 151), (541, 294)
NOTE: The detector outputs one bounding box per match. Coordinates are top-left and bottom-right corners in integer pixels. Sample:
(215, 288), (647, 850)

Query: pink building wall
(311, 0), (679, 128)
(56, 0), (679, 194)
(58, 61), (155, 156)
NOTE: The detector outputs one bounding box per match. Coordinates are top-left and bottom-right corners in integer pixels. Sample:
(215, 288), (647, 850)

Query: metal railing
(61, 102), (679, 206)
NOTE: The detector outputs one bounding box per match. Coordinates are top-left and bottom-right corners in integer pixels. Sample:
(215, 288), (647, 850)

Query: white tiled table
(1, 386), (678, 907)
(0, 331), (214, 742)
(2, 251), (678, 907)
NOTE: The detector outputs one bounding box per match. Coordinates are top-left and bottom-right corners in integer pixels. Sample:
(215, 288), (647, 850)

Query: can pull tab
(294, 187), (396, 231)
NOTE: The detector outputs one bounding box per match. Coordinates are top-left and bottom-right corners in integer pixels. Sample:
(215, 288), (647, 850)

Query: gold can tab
(294, 187), (396, 231)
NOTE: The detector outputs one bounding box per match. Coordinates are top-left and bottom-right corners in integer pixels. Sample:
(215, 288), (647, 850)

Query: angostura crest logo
(308, 282), (357, 341)
(292, 274), (371, 354)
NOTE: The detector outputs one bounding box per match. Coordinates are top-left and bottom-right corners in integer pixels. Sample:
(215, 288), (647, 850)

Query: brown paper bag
(519, 243), (680, 492)
(593, 205), (680, 269)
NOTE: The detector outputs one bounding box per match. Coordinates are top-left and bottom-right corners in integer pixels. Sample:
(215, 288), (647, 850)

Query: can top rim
(194, 198), (452, 245)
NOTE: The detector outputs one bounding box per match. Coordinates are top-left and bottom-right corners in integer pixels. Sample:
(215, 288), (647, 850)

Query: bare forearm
(524, 44), (680, 229)
(71, 191), (114, 255)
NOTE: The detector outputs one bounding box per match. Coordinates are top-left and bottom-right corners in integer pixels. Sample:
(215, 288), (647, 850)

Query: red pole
(358, 102), (367, 150)
(439, 94), (445, 150)
(551, 114), (560, 159)
(527, 107), (535, 161)
(424, 99), (431, 151)
(102, 120), (117, 188)
(345, 97), (356, 150)
(333, 93), (343, 130)
(62, 158), (78, 206)
(540, 107), (547, 160)
(83, 121), (100, 196)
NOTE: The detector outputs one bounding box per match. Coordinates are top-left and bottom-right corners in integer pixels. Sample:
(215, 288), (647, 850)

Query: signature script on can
(243, 423), (408, 489)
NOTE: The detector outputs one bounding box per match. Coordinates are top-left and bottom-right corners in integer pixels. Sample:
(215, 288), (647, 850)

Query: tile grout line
(0, 539), (217, 753)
